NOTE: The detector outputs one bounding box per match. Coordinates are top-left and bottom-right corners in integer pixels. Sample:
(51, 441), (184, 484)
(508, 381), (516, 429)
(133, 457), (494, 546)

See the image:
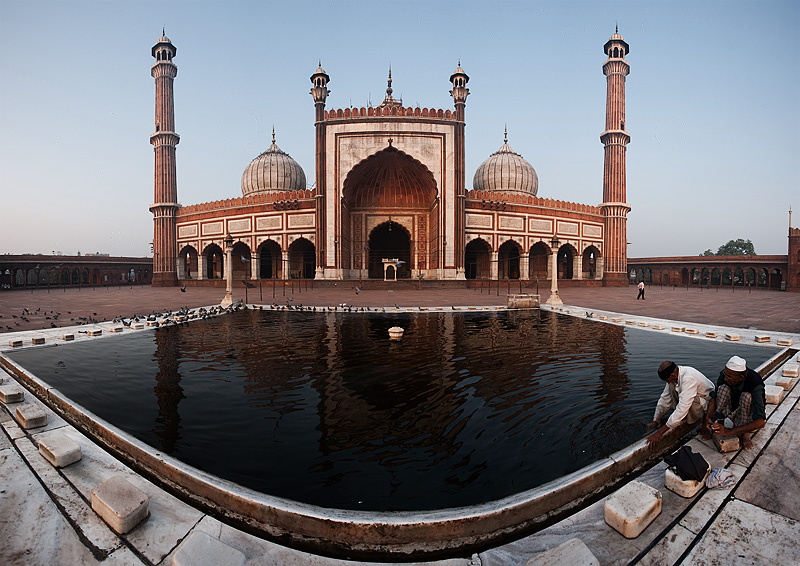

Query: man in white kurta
(646, 361), (715, 450)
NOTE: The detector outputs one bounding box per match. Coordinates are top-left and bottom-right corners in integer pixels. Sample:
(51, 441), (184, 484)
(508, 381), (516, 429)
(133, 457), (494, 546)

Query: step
(15, 404), (47, 429)
(91, 476), (149, 534)
(725, 333), (740, 341)
(713, 432), (740, 453)
(782, 364), (799, 378)
(776, 376), (795, 390)
(172, 531), (246, 566)
(38, 433), (82, 468)
(765, 384), (785, 405)
(665, 466), (709, 498)
(0, 384), (24, 404)
(604, 480), (662, 539)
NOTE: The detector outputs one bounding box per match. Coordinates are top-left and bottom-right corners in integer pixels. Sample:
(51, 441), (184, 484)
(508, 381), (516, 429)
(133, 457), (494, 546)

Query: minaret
(310, 63), (330, 278)
(150, 32), (180, 286)
(600, 28), (631, 285)
(450, 62), (469, 277)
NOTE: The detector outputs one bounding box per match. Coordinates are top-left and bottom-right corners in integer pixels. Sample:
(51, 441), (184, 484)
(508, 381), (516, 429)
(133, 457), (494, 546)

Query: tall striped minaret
(150, 31), (180, 286)
(600, 28), (631, 285)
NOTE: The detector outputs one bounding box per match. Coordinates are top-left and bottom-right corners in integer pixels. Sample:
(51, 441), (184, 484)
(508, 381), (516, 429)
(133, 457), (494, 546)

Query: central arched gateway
(342, 146), (439, 279)
(367, 221), (411, 278)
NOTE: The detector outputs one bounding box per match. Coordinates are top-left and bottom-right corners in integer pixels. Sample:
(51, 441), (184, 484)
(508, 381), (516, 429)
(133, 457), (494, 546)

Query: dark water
(8, 310), (774, 511)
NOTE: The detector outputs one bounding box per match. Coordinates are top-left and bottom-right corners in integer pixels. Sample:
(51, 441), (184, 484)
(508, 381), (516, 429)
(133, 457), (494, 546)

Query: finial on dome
(616, 23), (618, 33)
(272, 125), (275, 145)
(504, 124), (508, 144)
(387, 65), (393, 96)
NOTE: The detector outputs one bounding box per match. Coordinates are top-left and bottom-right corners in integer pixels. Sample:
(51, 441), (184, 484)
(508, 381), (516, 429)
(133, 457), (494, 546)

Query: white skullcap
(726, 356), (746, 372)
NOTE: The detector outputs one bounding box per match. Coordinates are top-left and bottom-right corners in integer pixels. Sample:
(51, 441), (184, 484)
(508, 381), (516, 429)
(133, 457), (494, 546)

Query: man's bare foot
(742, 433), (753, 450)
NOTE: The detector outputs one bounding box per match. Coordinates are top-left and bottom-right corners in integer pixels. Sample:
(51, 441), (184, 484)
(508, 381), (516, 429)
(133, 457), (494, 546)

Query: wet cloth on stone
(664, 446), (709, 482)
(706, 467), (736, 489)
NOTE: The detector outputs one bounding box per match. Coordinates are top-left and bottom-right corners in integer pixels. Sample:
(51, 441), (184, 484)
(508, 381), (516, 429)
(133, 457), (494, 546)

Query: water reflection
(8, 309), (774, 511)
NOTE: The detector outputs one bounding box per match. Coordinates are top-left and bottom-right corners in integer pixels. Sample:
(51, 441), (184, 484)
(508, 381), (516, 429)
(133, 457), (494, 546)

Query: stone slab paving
(0, 286), (799, 565)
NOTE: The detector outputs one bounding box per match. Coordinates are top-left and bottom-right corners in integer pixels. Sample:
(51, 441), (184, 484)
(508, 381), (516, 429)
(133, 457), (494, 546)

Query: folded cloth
(664, 446), (710, 482)
(706, 467), (736, 489)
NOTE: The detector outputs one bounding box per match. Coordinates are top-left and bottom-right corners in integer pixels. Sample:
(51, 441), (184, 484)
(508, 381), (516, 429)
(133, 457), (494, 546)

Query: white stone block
(131, 323), (144, 330)
(38, 433), (82, 468)
(652, 324), (665, 330)
(705, 332), (718, 339)
(0, 384), (24, 403)
(685, 328), (699, 335)
(638, 322), (650, 327)
(765, 385), (785, 405)
(599, 315), (608, 321)
(31, 337), (45, 345)
(625, 320), (636, 325)
(8, 339), (23, 347)
(146, 320), (158, 327)
(777, 339), (793, 347)
(671, 326), (685, 333)
(604, 480), (662, 538)
(754, 335), (770, 343)
(91, 476), (149, 534)
(109, 326), (124, 333)
(15, 404), (47, 429)
(725, 333), (740, 341)
(776, 376), (794, 390)
(612, 317), (623, 323)
(525, 538), (599, 566)
(713, 432), (740, 453)
(782, 364), (799, 378)
(62, 334), (75, 341)
(172, 531), (246, 566)
(87, 329), (102, 337)
(665, 466), (708, 498)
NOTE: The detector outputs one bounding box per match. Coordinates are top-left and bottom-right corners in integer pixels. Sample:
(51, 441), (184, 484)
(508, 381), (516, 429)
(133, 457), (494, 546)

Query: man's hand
(646, 426), (666, 450)
(646, 420), (660, 431)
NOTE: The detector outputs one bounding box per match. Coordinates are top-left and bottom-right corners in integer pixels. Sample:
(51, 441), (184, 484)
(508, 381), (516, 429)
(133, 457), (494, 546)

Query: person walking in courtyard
(647, 361), (715, 450)
(701, 356), (766, 450)
(637, 280), (645, 299)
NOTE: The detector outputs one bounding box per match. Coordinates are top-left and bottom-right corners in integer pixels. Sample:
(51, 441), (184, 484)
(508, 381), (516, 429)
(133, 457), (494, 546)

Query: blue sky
(1, 0), (798, 258)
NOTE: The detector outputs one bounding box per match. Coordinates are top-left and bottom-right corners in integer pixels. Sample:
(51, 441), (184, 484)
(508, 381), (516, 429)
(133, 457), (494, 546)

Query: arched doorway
(288, 238), (315, 279)
(204, 244), (223, 279)
(557, 245), (575, 280)
(498, 240), (521, 280)
(179, 245), (198, 280)
(232, 242), (251, 280)
(582, 246), (600, 279)
(465, 238), (491, 279)
(367, 221), (411, 279)
(528, 242), (549, 280)
(258, 240), (282, 279)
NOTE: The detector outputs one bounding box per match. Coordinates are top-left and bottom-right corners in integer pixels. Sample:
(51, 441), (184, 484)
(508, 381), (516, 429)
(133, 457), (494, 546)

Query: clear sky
(1, 0), (797, 259)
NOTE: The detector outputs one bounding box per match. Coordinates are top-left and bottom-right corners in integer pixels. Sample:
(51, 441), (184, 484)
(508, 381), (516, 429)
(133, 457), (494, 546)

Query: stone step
(665, 466), (709, 498)
(776, 376), (795, 390)
(765, 384), (785, 405)
(782, 364), (799, 378)
(0, 384), (24, 404)
(91, 476), (149, 534)
(15, 404), (47, 429)
(604, 480), (662, 539)
(713, 432), (740, 453)
(38, 433), (82, 468)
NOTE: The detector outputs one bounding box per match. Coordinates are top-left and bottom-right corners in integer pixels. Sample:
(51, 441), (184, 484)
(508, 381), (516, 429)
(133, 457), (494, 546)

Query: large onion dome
(472, 128), (538, 197)
(241, 130), (307, 197)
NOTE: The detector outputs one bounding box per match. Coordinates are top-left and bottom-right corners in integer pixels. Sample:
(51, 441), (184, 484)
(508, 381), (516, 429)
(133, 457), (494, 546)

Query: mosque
(149, 31), (633, 287)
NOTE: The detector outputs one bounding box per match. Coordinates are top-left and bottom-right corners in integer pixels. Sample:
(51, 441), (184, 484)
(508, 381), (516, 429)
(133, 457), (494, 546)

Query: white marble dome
(241, 134), (306, 197)
(472, 132), (538, 197)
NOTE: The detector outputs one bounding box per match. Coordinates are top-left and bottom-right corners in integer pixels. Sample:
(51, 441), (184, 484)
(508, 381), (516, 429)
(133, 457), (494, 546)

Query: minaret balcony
(149, 131), (180, 146)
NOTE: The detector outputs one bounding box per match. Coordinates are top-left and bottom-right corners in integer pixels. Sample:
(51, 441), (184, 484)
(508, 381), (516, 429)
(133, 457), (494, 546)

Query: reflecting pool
(8, 309), (773, 511)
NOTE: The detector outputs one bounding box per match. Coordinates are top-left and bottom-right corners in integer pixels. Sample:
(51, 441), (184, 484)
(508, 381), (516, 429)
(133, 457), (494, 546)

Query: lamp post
(220, 233), (234, 306)
(546, 236), (563, 306)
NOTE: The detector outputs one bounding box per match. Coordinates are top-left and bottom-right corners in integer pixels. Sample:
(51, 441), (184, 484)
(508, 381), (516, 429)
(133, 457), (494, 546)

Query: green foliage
(699, 239), (756, 256)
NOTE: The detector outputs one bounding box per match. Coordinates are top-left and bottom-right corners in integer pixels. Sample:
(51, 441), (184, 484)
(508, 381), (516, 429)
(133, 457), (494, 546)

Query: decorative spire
(272, 125), (275, 145)
(387, 65), (393, 96)
(504, 124), (508, 144)
(616, 22), (618, 34)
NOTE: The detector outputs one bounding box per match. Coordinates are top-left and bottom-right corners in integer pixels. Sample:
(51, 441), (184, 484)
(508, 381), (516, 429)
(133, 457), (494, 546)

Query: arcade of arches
(627, 256), (794, 291)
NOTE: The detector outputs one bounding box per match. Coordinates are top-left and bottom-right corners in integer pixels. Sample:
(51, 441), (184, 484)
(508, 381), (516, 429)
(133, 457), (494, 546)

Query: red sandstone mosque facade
(149, 32), (633, 287)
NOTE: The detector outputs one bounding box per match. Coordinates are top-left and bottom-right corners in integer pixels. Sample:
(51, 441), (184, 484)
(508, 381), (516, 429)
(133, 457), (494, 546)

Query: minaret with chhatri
(150, 30), (180, 286)
(600, 26), (631, 285)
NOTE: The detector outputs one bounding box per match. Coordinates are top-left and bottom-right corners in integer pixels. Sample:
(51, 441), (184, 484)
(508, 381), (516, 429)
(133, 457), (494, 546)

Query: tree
(699, 239), (756, 256)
